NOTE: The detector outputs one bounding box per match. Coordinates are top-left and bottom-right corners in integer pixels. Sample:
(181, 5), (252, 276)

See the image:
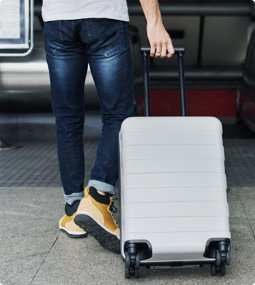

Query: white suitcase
(119, 47), (231, 279)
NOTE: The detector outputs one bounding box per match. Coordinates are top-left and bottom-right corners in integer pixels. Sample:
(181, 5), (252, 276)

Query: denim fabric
(44, 19), (135, 199)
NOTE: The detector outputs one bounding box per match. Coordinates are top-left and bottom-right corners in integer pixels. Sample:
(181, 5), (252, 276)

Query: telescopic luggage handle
(141, 46), (187, 117)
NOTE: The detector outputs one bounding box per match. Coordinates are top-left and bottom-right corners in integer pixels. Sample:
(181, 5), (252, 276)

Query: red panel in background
(136, 89), (237, 117)
(240, 93), (255, 118)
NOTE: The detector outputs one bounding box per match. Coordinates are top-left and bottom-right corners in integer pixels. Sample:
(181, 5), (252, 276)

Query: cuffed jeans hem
(64, 192), (84, 205)
(88, 180), (116, 195)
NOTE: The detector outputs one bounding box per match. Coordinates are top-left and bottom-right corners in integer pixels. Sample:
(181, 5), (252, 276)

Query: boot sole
(59, 228), (88, 239)
(74, 214), (120, 253)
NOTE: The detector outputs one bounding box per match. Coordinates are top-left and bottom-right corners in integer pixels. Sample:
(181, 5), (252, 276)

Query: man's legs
(44, 20), (88, 238)
(75, 19), (135, 252)
(88, 20), (135, 194)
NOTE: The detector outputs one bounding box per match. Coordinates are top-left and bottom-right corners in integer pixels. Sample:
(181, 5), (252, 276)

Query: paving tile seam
(28, 233), (60, 285)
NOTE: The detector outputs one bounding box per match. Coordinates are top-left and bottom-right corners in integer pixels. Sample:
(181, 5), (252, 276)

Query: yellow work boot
(59, 200), (87, 238)
(74, 187), (120, 253)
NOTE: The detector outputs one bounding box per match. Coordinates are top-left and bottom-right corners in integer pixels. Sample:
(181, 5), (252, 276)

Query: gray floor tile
(0, 187), (62, 285)
(228, 192), (247, 218)
(229, 217), (254, 242)
(0, 253), (46, 285)
(238, 188), (255, 219)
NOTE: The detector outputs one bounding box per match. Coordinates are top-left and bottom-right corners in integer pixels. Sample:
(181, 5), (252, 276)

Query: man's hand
(147, 22), (174, 58)
(139, 0), (174, 58)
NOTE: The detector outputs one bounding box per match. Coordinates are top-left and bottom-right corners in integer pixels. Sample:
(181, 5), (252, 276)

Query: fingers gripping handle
(141, 46), (185, 54)
(141, 46), (187, 117)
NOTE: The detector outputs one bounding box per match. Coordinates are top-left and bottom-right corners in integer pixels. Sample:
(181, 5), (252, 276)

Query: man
(42, 0), (174, 253)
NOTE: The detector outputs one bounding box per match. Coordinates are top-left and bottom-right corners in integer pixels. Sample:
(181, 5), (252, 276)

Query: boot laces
(109, 200), (117, 213)
(109, 198), (119, 228)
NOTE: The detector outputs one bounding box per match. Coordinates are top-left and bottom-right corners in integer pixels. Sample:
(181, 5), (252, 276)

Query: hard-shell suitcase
(119, 47), (231, 279)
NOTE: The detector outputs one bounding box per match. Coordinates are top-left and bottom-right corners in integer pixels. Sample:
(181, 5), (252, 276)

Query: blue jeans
(44, 19), (135, 204)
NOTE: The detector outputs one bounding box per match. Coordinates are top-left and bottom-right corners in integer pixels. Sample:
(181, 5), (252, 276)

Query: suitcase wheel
(210, 242), (230, 277)
(211, 262), (225, 276)
(125, 245), (140, 279)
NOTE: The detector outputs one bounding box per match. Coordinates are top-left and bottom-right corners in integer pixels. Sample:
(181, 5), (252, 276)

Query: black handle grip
(141, 45), (187, 117)
(141, 45), (185, 54)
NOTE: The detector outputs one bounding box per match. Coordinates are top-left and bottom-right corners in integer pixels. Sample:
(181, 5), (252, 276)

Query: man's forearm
(139, 0), (163, 25)
(139, 0), (174, 57)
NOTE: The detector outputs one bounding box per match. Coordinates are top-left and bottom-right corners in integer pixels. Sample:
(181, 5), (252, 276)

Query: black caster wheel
(226, 251), (231, 265)
(125, 254), (131, 279)
(135, 253), (140, 278)
(215, 250), (221, 267)
(125, 252), (139, 279)
(125, 254), (130, 267)
(130, 266), (135, 277)
(125, 265), (131, 279)
(211, 264), (217, 276)
(220, 263), (226, 276)
(135, 267), (140, 278)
